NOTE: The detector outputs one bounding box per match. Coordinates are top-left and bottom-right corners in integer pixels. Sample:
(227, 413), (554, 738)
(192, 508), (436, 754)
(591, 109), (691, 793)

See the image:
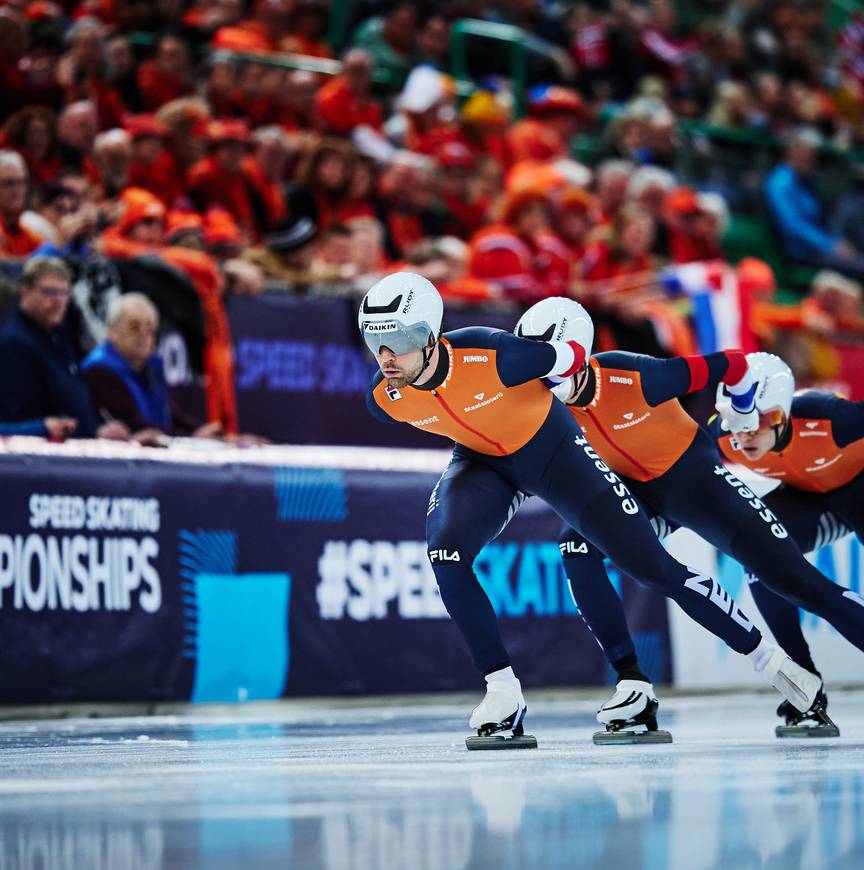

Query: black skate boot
(775, 688), (840, 738)
(593, 680), (673, 745)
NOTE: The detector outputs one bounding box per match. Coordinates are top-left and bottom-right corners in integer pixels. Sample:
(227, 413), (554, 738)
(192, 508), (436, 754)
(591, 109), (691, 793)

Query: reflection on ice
(0, 690), (862, 870)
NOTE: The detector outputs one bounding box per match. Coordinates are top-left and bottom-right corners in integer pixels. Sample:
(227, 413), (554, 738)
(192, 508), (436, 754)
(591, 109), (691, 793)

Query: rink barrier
(0, 443), (672, 704)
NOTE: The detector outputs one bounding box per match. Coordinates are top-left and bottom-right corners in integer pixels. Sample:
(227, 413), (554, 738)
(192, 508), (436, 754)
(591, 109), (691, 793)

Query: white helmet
(358, 272), (443, 356)
(514, 296), (594, 359)
(716, 351), (794, 425)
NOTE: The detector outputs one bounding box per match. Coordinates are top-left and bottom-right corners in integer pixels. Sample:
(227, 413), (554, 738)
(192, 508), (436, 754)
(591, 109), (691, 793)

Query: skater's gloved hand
(718, 404), (759, 433)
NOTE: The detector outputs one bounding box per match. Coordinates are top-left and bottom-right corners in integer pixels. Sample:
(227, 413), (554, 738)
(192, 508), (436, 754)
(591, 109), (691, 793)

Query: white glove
(719, 404), (759, 433)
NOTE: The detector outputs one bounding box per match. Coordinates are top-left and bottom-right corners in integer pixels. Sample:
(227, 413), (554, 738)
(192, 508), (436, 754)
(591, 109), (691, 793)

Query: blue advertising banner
(0, 451), (671, 704)
(226, 295), (519, 447)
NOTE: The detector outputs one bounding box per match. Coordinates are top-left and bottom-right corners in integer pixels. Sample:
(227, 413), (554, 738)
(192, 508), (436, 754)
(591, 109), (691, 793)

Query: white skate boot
(465, 670), (537, 751)
(754, 643), (821, 713)
(593, 680), (673, 745)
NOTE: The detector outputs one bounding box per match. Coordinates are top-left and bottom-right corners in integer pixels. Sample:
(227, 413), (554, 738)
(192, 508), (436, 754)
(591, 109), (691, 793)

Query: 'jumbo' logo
(609, 375), (633, 384)
(463, 355), (488, 363)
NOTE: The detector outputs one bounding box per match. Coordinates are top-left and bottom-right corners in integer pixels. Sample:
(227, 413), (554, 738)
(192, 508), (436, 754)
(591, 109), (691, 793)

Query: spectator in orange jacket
(187, 120), (259, 237)
(505, 85), (588, 165)
(315, 48), (383, 136)
(0, 151), (41, 258)
(126, 114), (183, 208)
(468, 187), (561, 304)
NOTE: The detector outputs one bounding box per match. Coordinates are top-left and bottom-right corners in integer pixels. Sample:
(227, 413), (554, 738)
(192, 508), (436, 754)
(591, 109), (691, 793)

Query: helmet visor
(361, 320), (431, 356)
(756, 408), (785, 432)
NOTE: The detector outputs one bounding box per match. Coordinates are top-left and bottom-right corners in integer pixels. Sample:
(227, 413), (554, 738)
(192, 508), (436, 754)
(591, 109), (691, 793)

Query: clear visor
(361, 320), (431, 356)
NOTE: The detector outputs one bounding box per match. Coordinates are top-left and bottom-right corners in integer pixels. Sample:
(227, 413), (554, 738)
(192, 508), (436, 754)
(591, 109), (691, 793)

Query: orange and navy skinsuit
(555, 353), (864, 676)
(366, 328), (768, 676)
(704, 391), (864, 676)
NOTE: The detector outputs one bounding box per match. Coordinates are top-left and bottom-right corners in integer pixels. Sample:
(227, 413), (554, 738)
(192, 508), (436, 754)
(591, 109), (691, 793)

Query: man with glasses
(0, 256), (127, 440)
(0, 151), (41, 258)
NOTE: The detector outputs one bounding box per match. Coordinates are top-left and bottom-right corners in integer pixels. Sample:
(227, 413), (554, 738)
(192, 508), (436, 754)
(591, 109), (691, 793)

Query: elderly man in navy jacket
(0, 256), (127, 440)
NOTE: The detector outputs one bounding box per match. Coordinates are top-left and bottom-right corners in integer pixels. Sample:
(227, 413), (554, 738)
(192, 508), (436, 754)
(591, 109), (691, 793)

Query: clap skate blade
(776, 699), (840, 739)
(593, 715), (673, 746)
(465, 718), (538, 750)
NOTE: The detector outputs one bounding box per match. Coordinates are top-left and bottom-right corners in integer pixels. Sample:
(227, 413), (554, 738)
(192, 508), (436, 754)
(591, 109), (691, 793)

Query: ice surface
(0, 689), (862, 870)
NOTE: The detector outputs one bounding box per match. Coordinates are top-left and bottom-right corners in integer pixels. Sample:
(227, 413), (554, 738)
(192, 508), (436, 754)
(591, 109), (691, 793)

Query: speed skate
(775, 690), (840, 739)
(465, 676), (538, 750)
(592, 680), (673, 745)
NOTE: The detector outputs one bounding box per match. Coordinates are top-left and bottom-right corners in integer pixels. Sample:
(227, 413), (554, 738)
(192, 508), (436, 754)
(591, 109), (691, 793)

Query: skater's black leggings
(426, 402), (761, 676)
(561, 436), (864, 671)
(746, 473), (864, 672)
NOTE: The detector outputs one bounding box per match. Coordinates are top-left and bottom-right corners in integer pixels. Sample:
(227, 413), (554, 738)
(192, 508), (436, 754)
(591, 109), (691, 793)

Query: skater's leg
(426, 457), (521, 674)
(536, 434), (819, 710)
(558, 525), (645, 672)
(642, 444), (864, 657)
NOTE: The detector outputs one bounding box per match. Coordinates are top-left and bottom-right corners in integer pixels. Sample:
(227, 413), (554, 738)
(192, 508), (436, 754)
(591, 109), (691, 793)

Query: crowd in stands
(0, 0), (863, 443)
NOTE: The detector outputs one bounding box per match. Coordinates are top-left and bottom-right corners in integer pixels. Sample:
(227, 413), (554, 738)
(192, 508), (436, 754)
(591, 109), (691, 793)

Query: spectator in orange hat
(436, 141), (484, 240)
(164, 209), (204, 249)
(506, 85), (588, 166)
(1, 107), (62, 187)
(187, 120), (259, 237)
(663, 186), (724, 264)
(0, 151), (41, 258)
(203, 208), (244, 258)
(315, 48), (383, 137)
(126, 113), (183, 207)
(113, 186), (166, 244)
(579, 202), (655, 287)
(468, 187), (557, 304)
(137, 32), (193, 112)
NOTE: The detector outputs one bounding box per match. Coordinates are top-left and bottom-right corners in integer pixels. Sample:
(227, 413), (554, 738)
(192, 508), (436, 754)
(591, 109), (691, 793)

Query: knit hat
(117, 188), (166, 235)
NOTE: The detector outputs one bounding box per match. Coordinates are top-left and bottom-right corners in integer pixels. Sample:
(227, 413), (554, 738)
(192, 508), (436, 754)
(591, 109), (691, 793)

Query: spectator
(126, 114), (182, 207)
(242, 126), (291, 230)
(352, 1), (417, 93)
(287, 138), (355, 233)
(105, 33), (142, 114)
(663, 186), (724, 264)
(187, 120), (257, 236)
(765, 128), (864, 282)
(435, 141), (484, 240)
(82, 293), (217, 443)
(137, 32), (193, 112)
(281, 0), (334, 59)
(626, 165), (675, 257)
(56, 100), (99, 171)
(506, 85), (588, 165)
(557, 186), (596, 261)
(90, 128), (132, 199)
(0, 256), (127, 439)
(315, 49), (383, 137)
(0, 151), (41, 257)
(1, 106), (62, 185)
(594, 159), (634, 224)
(24, 178), (98, 261)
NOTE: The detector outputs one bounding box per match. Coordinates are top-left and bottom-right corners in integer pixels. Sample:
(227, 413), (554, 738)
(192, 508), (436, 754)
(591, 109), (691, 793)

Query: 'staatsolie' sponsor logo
(613, 411), (650, 430)
(463, 391), (504, 413)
